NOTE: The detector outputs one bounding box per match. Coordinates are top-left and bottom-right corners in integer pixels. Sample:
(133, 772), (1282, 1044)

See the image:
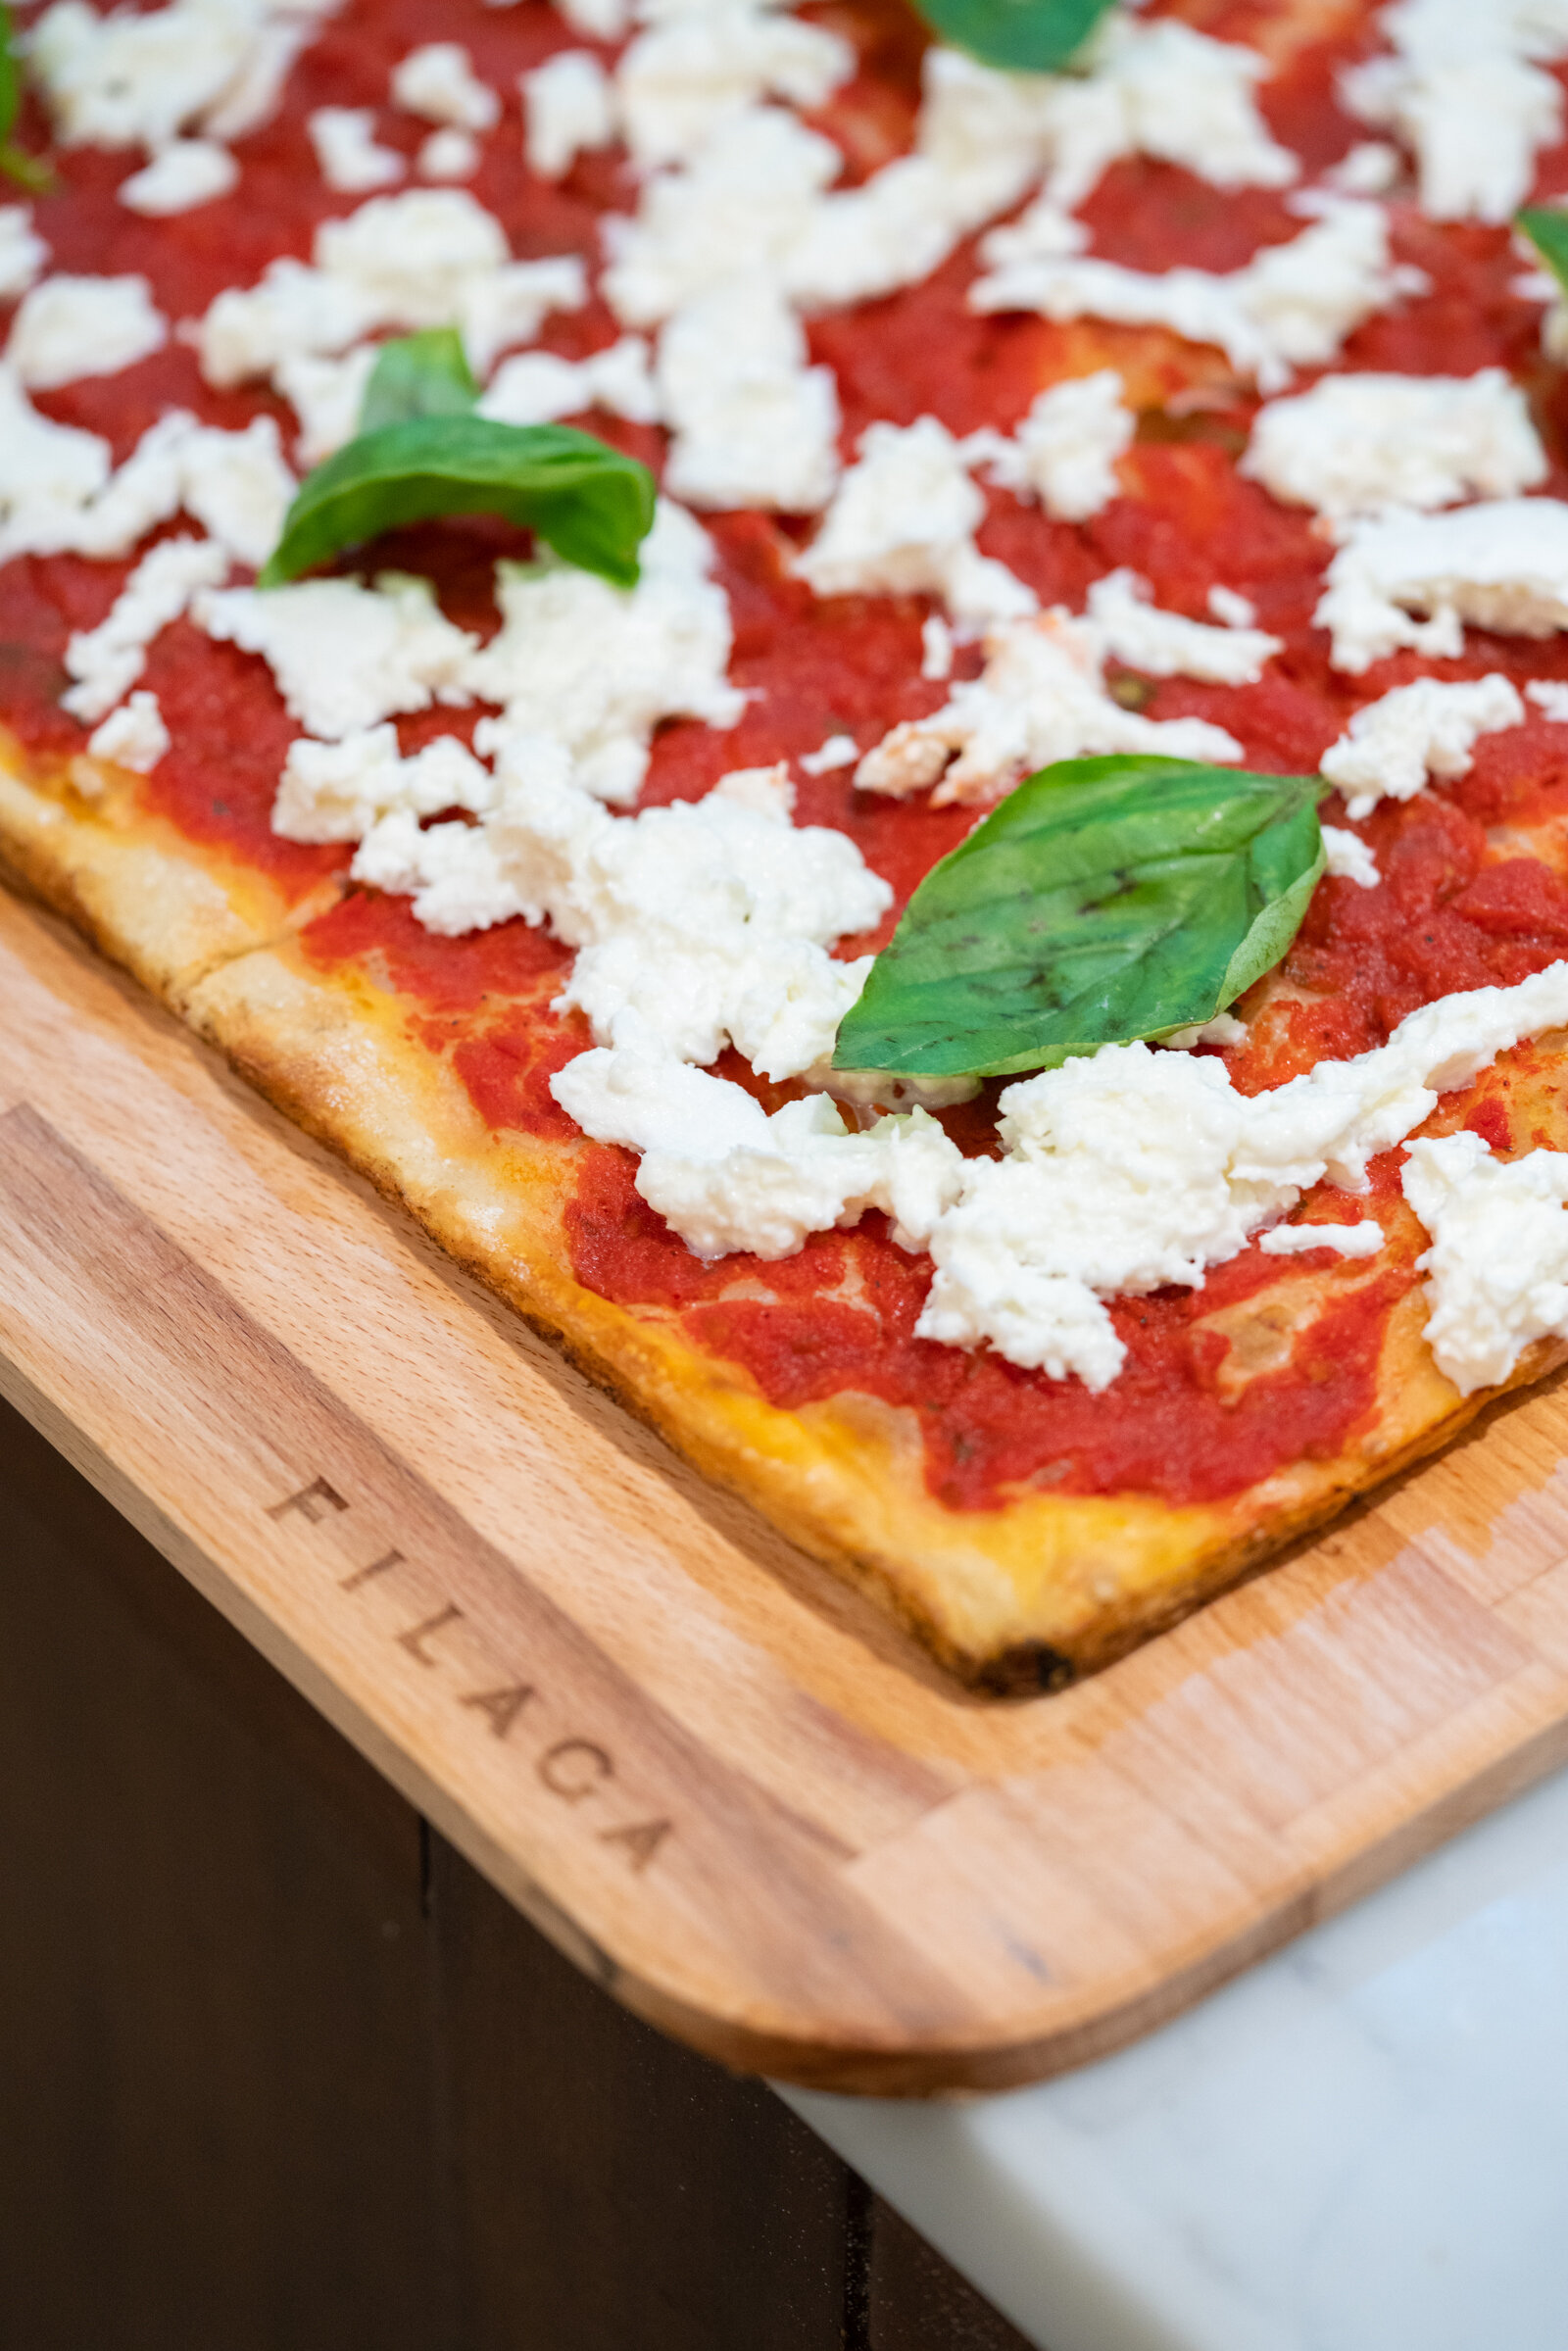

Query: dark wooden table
(0, 1392), (1035, 2348)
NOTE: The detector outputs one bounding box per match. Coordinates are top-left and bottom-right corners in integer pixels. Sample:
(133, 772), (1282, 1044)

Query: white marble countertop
(780, 1758), (1568, 2351)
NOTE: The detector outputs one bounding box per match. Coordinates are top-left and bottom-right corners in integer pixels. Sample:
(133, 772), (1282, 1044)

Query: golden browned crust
(0, 740), (1542, 1686)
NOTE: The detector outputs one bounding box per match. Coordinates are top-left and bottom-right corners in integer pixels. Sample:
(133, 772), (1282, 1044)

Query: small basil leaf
(833, 755), (1326, 1079)
(906, 0), (1113, 74)
(1519, 206), (1568, 298)
(258, 416), (657, 589)
(0, 1), (50, 189)
(359, 328), (479, 432)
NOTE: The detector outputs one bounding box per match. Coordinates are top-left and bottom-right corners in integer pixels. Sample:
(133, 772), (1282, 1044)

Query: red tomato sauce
(5, 0), (1568, 1508)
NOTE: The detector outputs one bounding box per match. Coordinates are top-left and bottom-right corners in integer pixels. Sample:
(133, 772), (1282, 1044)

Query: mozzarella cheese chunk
(352, 810), (525, 936)
(1403, 1130), (1568, 1392)
(1320, 824), (1381, 888)
(1528, 679), (1568, 723)
(856, 610), (1245, 805)
(488, 765), (892, 1077)
(917, 959), (1568, 1387)
(795, 417), (1034, 628)
(0, 366), (112, 558)
(1317, 500), (1568, 672)
(0, 207), (47, 302)
(199, 192), (586, 386)
(613, 7), (853, 169)
(118, 136), (237, 214)
(976, 370), (1134, 522)
(1341, 0), (1568, 224)
(464, 501), (744, 805)
(308, 106), (406, 191)
(554, 1041), (965, 1261)
(199, 571), (478, 738)
(7, 273), (167, 390)
(1085, 568), (1282, 684)
(523, 50), (617, 179)
(1320, 675), (1525, 816)
(272, 343), (378, 464)
(1244, 368), (1547, 521)
(64, 534), (230, 722)
(272, 724), (495, 842)
(658, 278), (840, 514)
(86, 689), (171, 774)
(478, 336), (661, 427)
(28, 0), (332, 153)
(391, 43), (501, 131)
(974, 196), (1415, 395)
(416, 127), (481, 181)
(1257, 1217), (1385, 1255)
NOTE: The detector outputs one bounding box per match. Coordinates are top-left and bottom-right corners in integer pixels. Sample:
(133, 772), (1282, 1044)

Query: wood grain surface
(5, 881), (1568, 2094)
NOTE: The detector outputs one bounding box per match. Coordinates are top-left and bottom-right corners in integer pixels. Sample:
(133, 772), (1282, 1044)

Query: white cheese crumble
(0, 366), (112, 559)
(352, 809), (525, 936)
(921, 614), (954, 681)
(1257, 1217), (1385, 1255)
(308, 106), (406, 191)
(1528, 679), (1568, 723)
(486, 763), (891, 1077)
(0, 207), (47, 301)
(199, 192), (587, 386)
(63, 534), (230, 722)
(118, 136), (237, 214)
(28, 0), (334, 153)
(273, 724), (495, 841)
(658, 278), (840, 514)
(465, 500), (744, 805)
(199, 571), (478, 738)
(522, 50), (616, 179)
(856, 610), (1245, 805)
(416, 126), (481, 181)
(1402, 1130), (1568, 1392)
(553, 1040), (964, 1261)
(1316, 500), (1568, 673)
(1243, 368), (1547, 523)
(1320, 675), (1525, 816)
(795, 417), (1035, 628)
(1085, 568), (1282, 685)
(915, 958), (1568, 1387)
(7, 273), (167, 391)
(86, 689), (171, 774)
(478, 335), (662, 427)
(612, 7), (854, 170)
(1321, 824), (1382, 889)
(800, 734), (858, 775)
(974, 196), (1417, 396)
(973, 370), (1134, 523)
(1208, 585), (1256, 629)
(391, 43), (502, 131)
(555, 0), (629, 37)
(1341, 0), (1568, 224)
(272, 343), (379, 464)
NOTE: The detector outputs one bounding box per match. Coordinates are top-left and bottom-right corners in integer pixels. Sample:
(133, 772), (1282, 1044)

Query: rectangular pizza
(5, 0), (1568, 1690)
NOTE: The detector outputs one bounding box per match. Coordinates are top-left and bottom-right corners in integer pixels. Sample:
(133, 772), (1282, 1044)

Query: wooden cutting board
(5, 880), (1568, 2098)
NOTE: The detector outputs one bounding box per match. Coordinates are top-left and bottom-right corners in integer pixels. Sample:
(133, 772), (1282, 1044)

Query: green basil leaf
(1519, 206), (1568, 297)
(0, 3), (17, 147)
(833, 755), (1326, 1079)
(906, 0), (1113, 74)
(359, 327), (479, 432)
(0, 1), (50, 189)
(258, 415), (657, 589)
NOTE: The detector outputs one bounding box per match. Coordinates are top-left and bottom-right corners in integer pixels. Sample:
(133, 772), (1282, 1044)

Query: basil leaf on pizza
(834, 755), (1326, 1079)
(359, 328), (480, 432)
(1519, 206), (1568, 298)
(0, 3), (49, 189)
(259, 416), (657, 589)
(906, 0), (1113, 74)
